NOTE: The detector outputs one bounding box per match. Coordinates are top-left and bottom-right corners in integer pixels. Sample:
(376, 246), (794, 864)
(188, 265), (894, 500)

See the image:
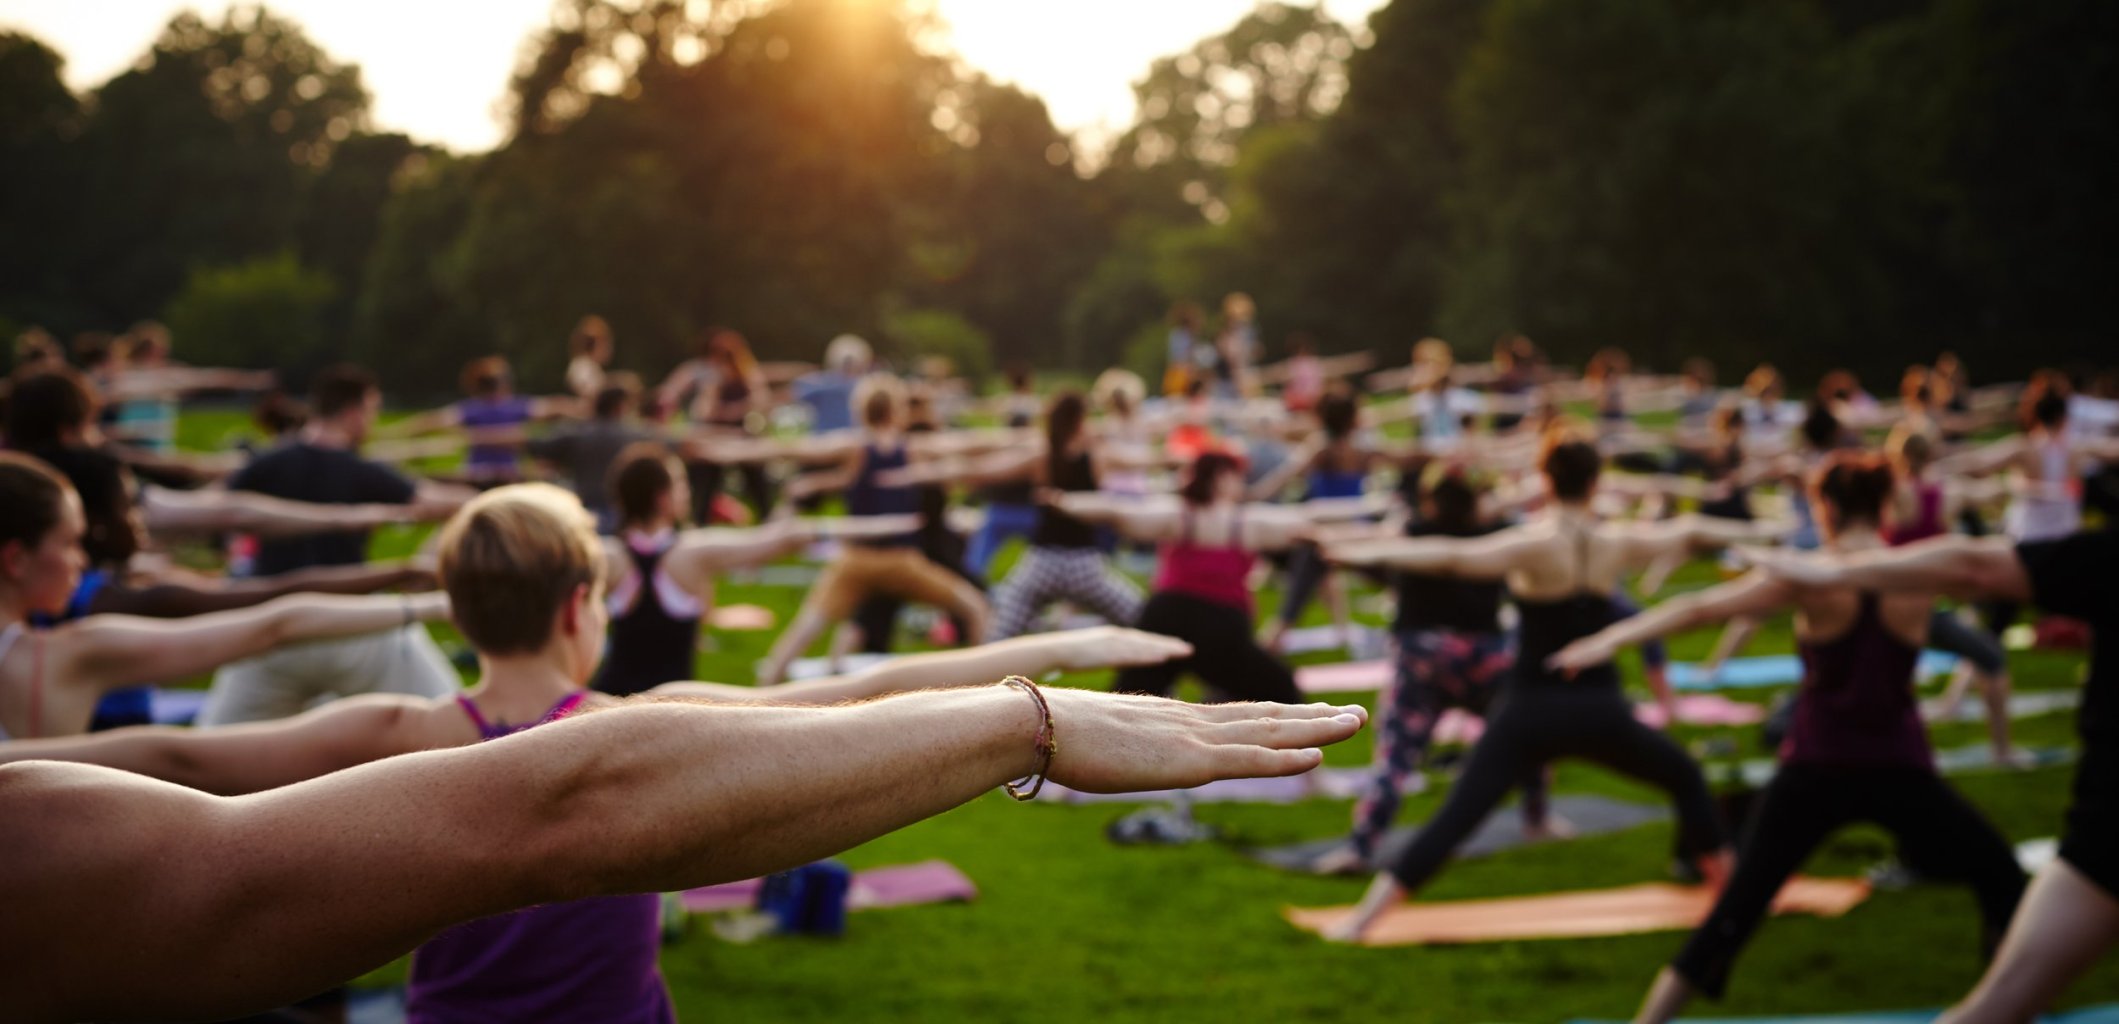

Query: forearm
(107, 562), (426, 618)
(525, 689), (1037, 894)
(264, 592), (439, 646)
(1832, 535), (2023, 598)
(0, 727), (229, 791)
(798, 634), (1083, 702)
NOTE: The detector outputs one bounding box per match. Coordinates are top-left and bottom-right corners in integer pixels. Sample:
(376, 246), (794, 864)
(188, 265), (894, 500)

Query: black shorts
(2059, 742), (2119, 899)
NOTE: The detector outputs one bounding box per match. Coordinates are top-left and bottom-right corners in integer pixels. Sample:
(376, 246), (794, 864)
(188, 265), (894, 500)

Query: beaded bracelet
(1000, 676), (1058, 801)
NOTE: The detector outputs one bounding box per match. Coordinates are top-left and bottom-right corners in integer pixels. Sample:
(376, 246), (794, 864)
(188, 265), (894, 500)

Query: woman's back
(1786, 586), (1933, 768)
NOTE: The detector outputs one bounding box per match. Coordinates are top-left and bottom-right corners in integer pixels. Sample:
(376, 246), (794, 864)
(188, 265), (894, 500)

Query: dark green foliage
(5, 0), (2109, 393)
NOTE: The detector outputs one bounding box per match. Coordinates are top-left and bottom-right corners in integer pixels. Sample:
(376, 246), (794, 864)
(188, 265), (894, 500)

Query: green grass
(165, 410), (2119, 1022)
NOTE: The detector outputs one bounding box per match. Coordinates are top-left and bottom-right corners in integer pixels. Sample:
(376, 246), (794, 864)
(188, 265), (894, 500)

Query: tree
(0, 31), (87, 331)
(66, 6), (368, 328)
(164, 251), (336, 375)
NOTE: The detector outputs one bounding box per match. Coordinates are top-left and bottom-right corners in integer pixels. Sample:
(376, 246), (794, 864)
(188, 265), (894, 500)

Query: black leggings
(1114, 591), (1302, 703)
(1672, 762), (2024, 999)
(1385, 686), (1726, 891)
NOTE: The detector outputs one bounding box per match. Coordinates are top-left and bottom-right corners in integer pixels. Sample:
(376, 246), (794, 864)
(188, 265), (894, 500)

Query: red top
(1154, 507), (1256, 613)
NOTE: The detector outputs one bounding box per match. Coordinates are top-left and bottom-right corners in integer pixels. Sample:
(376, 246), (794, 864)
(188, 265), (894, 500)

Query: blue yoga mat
(1570, 1002), (2119, 1024)
(1670, 651), (1959, 692)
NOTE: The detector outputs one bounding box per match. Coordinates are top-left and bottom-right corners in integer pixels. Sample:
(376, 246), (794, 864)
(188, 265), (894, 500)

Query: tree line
(1, 0), (2110, 398)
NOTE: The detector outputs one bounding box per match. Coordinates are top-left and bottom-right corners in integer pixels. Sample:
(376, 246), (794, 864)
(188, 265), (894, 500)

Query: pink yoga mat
(680, 860), (977, 914)
(1297, 660), (1391, 693)
(1286, 877), (1871, 947)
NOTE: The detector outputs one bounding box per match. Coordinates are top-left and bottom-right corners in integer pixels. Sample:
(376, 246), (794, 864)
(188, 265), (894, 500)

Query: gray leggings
(1927, 608), (2006, 675)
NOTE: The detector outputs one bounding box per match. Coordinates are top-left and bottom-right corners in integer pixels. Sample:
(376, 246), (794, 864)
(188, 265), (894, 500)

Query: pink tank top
(1154, 507), (1256, 613)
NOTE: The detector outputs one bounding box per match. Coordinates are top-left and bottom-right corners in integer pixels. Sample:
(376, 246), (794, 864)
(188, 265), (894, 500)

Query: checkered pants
(989, 545), (1145, 640)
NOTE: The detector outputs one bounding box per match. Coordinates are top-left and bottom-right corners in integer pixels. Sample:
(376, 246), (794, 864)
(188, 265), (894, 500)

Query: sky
(0, 0), (1386, 154)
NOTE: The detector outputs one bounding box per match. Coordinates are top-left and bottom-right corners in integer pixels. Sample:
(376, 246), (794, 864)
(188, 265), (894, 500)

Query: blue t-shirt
(794, 372), (857, 433)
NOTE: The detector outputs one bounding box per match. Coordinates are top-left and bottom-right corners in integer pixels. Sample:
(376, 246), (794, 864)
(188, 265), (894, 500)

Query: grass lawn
(166, 410), (2117, 1022)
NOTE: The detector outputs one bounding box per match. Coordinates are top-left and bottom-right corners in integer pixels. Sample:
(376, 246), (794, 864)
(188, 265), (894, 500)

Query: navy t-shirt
(229, 442), (415, 576)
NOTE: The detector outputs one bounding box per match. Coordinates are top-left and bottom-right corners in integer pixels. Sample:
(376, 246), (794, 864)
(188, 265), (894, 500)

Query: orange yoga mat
(1285, 877), (1871, 947)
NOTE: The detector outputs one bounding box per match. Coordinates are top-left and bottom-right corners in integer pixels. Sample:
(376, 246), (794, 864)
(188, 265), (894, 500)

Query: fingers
(1212, 712), (1365, 750)
(1215, 744), (1327, 778)
(1201, 700), (1366, 725)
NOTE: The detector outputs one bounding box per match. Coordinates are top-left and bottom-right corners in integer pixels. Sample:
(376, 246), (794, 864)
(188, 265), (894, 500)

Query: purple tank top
(1783, 593), (1933, 769)
(405, 692), (675, 1024)
(458, 396), (534, 474)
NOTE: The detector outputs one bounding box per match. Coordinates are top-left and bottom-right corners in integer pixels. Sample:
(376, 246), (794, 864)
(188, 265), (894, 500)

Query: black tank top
(1393, 520), (1506, 634)
(593, 543), (701, 697)
(1033, 448), (1099, 549)
(849, 442), (919, 547)
(1510, 526), (1621, 693)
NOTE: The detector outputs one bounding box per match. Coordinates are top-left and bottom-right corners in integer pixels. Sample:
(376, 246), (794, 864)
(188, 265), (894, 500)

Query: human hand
(1050, 627), (1192, 672)
(1038, 690), (1365, 794)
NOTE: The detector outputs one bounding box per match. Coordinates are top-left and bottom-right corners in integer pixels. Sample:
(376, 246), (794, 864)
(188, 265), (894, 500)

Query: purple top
(458, 396), (535, 476)
(1783, 593), (1933, 769)
(405, 691), (675, 1024)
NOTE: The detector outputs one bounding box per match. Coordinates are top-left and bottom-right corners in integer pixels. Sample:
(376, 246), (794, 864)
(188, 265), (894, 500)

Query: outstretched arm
(1743, 534), (2029, 602)
(0, 694), (427, 795)
(1325, 525), (1541, 579)
(0, 689), (1364, 1024)
(139, 487), (430, 538)
(653, 627), (1191, 705)
(56, 592), (450, 697)
(1547, 571), (1797, 674)
(90, 560), (433, 618)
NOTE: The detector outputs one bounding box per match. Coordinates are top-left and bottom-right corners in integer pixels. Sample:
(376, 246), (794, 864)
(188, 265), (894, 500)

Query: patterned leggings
(990, 545), (1145, 640)
(1349, 628), (1540, 859)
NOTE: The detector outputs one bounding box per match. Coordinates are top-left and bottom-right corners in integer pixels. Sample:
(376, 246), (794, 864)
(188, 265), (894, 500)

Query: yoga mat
(1286, 876), (1870, 946)
(1281, 624), (1385, 655)
(1734, 744), (2076, 788)
(1635, 694), (1769, 729)
(708, 604), (776, 631)
(1249, 794), (1668, 874)
(681, 860), (976, 914)
(1922, 688), (2080, 723)
(1569, 1004), (2119, 1024)
(1296, 659), (1390, 694)
(1672, 652), (1958, 692)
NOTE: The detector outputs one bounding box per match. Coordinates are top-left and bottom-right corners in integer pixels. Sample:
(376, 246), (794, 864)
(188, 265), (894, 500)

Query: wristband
(1000, 676), (1057, 801)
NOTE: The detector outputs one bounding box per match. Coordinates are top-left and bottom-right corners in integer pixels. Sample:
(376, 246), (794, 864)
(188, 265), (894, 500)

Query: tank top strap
(0, 622), (21, 665)
(455, 695), (497, 738)
(544, 692), (590, 723)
